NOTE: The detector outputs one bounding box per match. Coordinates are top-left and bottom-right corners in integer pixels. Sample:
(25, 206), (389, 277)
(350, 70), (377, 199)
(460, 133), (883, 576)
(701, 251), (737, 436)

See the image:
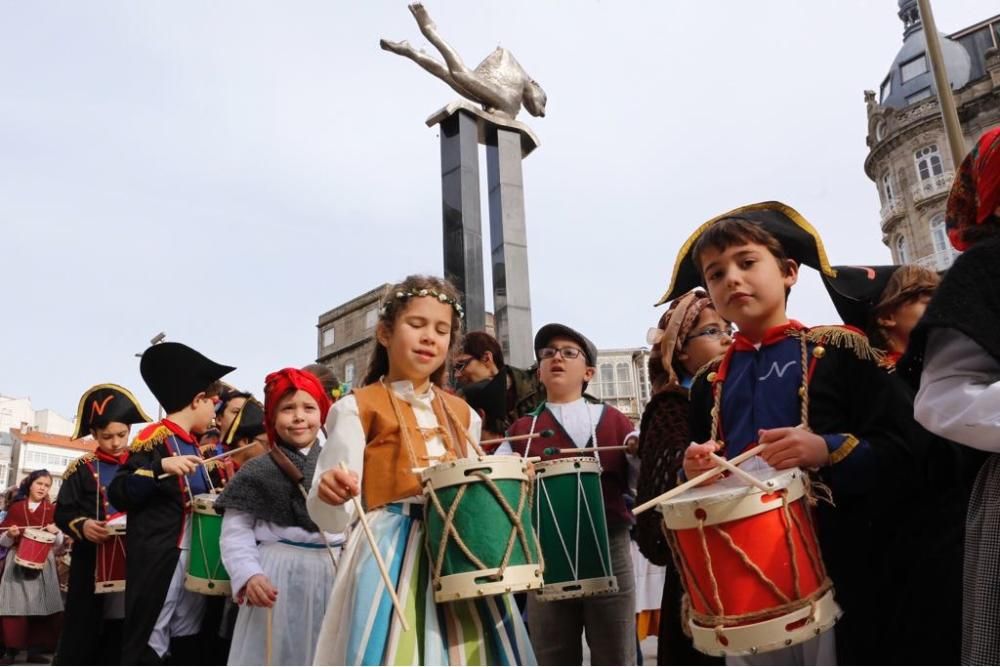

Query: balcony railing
(914, 247), (960, 271)
(880, 199), (905, 227)
(911, 171), (954, 205)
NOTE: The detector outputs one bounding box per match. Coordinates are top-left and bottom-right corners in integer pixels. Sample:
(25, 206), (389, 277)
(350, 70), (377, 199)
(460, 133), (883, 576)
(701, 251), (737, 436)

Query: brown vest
(354, 383), (472, 510)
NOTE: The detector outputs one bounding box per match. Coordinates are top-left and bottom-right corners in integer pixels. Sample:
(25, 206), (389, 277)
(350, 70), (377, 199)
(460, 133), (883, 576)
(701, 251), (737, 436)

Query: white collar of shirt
(389, 379), (435, 408)
(27, 500), (40, 512)
(546, 399), (605, 449)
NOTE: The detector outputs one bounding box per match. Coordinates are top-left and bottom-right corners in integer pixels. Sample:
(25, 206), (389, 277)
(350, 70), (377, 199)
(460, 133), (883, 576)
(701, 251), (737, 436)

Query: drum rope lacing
(384, 383), (534, 586)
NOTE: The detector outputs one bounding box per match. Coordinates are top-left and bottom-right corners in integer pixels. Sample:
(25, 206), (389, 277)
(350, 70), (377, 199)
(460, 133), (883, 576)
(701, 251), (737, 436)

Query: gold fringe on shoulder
(692, 356), (723, 385)
(62, 453), (96, 480)
(130, 425), (172, 452)
(795, 326), (884, 363)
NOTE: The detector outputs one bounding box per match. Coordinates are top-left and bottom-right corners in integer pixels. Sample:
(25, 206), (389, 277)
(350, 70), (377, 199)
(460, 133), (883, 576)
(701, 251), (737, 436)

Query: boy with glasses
(500, 323), (639, 665)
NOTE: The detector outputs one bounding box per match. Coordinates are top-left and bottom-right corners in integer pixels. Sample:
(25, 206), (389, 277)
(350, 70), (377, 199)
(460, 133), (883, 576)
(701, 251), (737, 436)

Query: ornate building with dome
(864, 2), (1000, 270)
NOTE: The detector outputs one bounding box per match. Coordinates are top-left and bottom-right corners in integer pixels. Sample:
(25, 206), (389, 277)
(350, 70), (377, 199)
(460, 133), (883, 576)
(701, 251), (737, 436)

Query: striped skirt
(313, 503), (535, 666)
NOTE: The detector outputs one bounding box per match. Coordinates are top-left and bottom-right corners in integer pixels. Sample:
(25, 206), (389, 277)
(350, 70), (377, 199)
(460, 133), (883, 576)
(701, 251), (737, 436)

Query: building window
(900, 54), (928, 83)
(880, 76), (891, 104)
(881, 172), (894, 203)
(322, 327), (336, 348)
(616, 363), (631, 398)
(915, 144), (944, 182)
(896, 235), (910, 264)
(364, 307), (379, 330)
(600, 364), (615, 396)
(344, 362), (355, 384)
(931, 214), (948, 253)
(906, 88), (932, 105)
(875, 119), (887, 142)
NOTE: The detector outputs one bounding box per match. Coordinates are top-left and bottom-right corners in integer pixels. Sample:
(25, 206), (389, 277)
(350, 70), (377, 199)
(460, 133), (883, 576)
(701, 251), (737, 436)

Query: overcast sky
(1, 1), (989, 421)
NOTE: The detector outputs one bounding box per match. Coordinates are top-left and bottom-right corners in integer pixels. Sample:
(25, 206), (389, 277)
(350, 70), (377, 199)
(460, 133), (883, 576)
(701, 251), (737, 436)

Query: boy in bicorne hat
(53, 383), (151, 665)
(108, 342), (235, 665)
(665, 202), (916, 665)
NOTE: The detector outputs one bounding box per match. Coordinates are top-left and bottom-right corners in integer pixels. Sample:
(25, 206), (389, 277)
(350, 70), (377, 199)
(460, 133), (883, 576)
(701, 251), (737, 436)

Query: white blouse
(307, 381), (482, 535)
(914, 327), (1000, 452)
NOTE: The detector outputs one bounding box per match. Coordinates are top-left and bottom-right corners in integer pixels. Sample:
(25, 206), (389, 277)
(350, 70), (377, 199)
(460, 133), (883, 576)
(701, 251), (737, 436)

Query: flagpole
(916, 0), (967, 166)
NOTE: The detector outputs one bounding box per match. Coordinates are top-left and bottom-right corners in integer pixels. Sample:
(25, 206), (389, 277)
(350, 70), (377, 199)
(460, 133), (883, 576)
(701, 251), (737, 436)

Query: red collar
(162, 419), (196, 445)
(717, 320), (807, 382)
(94, 448), (128, 465)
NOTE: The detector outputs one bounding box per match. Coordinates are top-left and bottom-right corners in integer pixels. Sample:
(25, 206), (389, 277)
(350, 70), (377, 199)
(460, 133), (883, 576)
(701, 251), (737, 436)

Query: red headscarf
(947, 127), (1000, 251)
(263, 368), (332, 447)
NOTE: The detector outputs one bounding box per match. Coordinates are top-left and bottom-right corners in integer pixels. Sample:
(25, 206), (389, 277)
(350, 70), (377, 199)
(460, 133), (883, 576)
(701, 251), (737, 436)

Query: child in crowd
(635, 290), (729, 666)
(501, 323), (639, 666)
(0, 470), (63, 665)
(901, 127), (1000, 665)
(308, 275), (534, 665)
(54, 384), (151, 665)
(108, 341), (235, 664)
(216, 368), (340, 665)
(668, 202), (914, 664)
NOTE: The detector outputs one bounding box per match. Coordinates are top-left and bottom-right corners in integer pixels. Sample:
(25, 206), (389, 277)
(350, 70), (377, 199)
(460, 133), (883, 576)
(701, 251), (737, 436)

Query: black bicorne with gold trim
(222, 397), (265, 447)
(71, 383), (153, 440)
(656, 201), (838, 305)
(821, 265), (900, 331)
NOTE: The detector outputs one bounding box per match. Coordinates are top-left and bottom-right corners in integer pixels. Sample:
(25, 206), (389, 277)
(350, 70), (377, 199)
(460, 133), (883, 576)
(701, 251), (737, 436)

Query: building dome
(879, 1), (972, 109)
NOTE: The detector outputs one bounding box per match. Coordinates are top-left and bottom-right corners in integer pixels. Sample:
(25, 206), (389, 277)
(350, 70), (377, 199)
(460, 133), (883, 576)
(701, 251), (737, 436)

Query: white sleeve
(220, 509), (265, 601)
(494, 441), (514, 456)
(914, 327), (1000, 452)
(468, 407), (483, 453)
(308, 396), (365, 534)
(0, 533), (12, 548)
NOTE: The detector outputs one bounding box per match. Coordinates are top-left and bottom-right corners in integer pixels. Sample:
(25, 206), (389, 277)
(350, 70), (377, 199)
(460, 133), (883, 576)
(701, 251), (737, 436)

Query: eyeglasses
(453, 357), (474, 372)
(684, 326), (734, 343)
(538, 346), (585, 361)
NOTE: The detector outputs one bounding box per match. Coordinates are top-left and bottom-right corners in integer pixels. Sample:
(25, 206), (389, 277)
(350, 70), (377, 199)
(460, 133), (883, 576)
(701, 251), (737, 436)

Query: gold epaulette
(797, 326), (884, 364)
(130, 425), (172, 452)
(692, 356), (723, 385)
(62, 453), (96, 480)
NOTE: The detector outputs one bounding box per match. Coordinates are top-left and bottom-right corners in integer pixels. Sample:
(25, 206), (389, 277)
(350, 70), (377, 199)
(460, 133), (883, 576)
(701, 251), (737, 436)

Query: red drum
(95, 513), (126, 594)
(14, 528), (56, 570)
(659, 466), (841, 656)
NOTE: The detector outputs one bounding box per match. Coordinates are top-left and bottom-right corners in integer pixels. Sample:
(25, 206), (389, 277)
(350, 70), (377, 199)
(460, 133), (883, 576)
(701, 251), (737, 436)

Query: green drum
(184, 493), (231, 596)
(534, 457), (618, 601)
(421, 455), (542, 603)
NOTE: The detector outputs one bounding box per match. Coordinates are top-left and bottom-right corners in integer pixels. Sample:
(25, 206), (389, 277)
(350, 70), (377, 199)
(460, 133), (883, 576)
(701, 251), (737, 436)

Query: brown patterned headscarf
(647, 289), (713, 392)
(947, 127), (1000, 251)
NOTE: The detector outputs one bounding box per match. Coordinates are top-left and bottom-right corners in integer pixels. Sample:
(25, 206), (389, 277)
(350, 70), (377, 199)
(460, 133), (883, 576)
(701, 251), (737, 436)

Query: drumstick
(156, 443), (259, 479)
(338, 461), (410, 632)
(707, 453), (773, 493)
(542, 445), (627, 455)
(479, 429), (555, 447)
(265, 605), (273, 666)
(633, 444), (766, 515)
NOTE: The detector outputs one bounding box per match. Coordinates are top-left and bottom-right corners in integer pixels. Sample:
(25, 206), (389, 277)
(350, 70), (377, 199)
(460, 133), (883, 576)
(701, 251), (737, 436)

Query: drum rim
(534, 456), (603, 476)
(420, 455), (529, 488)
(22, 527), (56, 543)
(659, 470), (808, 529)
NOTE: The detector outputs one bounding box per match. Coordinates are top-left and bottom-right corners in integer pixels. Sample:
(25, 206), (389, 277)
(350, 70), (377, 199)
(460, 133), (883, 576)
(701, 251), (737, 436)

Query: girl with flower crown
(307, 275), (535, 666)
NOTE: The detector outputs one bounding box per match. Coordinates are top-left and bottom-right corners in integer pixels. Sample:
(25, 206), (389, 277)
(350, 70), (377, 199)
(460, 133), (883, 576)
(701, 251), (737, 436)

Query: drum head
(535, 456), (602, 477)
(421, 455), (529, 489)
(192, 493), (221, 516)
(659, 466), (808, 529)
(24, 528), (55, 544)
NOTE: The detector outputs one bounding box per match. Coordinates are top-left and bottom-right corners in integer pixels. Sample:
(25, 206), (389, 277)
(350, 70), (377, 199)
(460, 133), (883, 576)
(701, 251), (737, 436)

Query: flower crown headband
(382, 287), (465, 319)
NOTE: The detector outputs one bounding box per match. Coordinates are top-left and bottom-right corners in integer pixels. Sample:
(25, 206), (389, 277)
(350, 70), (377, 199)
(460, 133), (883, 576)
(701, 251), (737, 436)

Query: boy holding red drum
(54, 383), (152, 665)
(667, 202), (915, 664)
(107, 342), (235, 664)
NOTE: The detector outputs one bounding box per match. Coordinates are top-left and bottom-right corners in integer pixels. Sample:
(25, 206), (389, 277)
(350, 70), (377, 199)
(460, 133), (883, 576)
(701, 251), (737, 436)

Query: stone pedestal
(428, 101), (539, 368)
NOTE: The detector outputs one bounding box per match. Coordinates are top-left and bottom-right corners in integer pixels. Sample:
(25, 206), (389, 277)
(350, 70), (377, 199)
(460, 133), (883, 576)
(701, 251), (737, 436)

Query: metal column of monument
(380, 2), (547, 368)
(429, 103), (540, 368)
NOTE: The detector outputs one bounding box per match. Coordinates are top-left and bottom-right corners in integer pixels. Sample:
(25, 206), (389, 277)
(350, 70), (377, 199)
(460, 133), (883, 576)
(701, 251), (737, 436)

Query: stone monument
(381, 2), (545, 367)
